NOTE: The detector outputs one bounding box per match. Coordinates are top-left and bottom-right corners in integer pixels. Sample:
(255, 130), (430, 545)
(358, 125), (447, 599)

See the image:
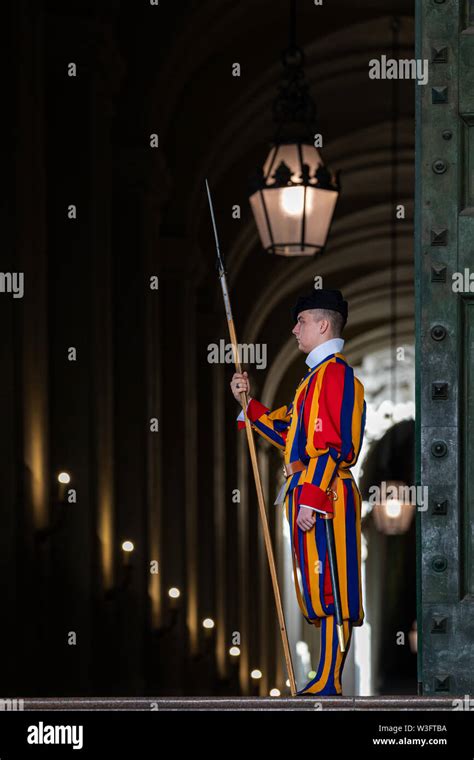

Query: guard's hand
(297, 506), (317, 531)
(230, 371), (250, 404)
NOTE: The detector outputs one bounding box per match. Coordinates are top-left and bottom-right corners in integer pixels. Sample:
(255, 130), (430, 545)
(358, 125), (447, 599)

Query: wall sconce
(104, 540), (134, 600)
(57, 471), (71, 500)
(35, 471), (72, 543)
(153, 587), (182, 638)
(202, 618), (215, 641)
(168, 586), (181, 609)
(408, 620), (417, 654)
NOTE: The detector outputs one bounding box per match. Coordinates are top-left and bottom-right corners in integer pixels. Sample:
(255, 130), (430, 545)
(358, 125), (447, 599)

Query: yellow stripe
(350, 379), (364, 463)
(319, 454), (336, 492)
(308, 615), (335, 691)
(334, 620), (351, 692)
(287, 491), (309, 619)
(353, 484), (365, 624)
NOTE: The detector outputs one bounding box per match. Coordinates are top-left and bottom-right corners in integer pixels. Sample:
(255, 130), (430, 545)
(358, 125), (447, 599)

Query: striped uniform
(237, 351), (366, 695)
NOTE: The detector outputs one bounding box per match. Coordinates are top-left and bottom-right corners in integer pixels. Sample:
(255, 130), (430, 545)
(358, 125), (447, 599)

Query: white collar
(305, 338), (345, 369)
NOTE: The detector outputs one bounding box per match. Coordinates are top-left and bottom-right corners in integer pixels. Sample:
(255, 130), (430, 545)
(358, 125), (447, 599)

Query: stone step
(19, 696), (458, 711)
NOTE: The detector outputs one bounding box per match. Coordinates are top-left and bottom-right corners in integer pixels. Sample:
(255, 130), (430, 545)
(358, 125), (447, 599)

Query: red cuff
(299, 483), (334, 516)
(237, 399), (269, 430)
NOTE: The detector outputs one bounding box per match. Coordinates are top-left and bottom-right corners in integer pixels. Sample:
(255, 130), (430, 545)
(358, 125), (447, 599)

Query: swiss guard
(231, 288), (366, 696)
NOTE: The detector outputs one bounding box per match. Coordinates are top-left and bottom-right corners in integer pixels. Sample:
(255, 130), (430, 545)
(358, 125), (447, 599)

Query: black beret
(291, 289), (348, 325)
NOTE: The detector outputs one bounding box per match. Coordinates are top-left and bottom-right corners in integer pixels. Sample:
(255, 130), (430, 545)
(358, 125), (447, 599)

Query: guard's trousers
(297, 616), (353, 695)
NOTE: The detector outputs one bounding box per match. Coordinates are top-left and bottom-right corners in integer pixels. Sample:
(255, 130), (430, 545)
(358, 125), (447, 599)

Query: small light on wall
(168, 587), (181, 610)
(202, 618), (215, 629)
(229, 646), (241, 657)
(121, 539), (134, 567)
(308, 670), (316, 679)
(250, 669), (262, 680)
(269, 688), (281, 697)
(57, 471), (71, 501)
(285, 679), (290, 687)
(104, 541), (134, 600)
(408, 620), (417, 654)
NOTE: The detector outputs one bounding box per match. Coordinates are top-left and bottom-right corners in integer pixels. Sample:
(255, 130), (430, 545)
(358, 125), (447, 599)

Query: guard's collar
(305, 338), (345, 369)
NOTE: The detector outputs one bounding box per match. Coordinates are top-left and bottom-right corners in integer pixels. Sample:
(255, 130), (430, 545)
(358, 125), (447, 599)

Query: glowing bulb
(202, 618), (215, 629)
(269, 688), (281, 697)
(280, 186), (314, 217)
(386, 499), (402, 519)
(286, 679), (290, 687)
(58, 472), (70, 484)
(229, 646), (240, 656)
(122, 540), (134, 553)
(308, 671), (316, 678)
(280, 186), (304, 216)
(168, 587), (180, 598)
(251, 669), (262, 679)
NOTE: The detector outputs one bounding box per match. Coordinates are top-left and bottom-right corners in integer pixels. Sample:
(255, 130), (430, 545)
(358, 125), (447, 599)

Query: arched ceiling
(151, 0), (415, 409)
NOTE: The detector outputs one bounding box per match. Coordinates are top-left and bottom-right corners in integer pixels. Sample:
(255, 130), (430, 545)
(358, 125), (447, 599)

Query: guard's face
(292, 310), (327, 353)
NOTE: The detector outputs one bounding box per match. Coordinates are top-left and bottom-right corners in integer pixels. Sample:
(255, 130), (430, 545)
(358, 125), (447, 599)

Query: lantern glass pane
(249, 190), (272, 250)
(304, 186), (339, 247)
(261, 186), (304, 254)
(256, 185), (339, 255)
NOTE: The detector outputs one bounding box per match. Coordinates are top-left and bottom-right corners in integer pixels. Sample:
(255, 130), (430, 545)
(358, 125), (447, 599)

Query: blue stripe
(274, 419), (289, 433)
(313, 450), (330, 487)
(315, 514), (331, 614)
(252, 418), (284, 447)
(344, 481), (360, 621)
(301, 617), (328, 690)
(339, 365), (355, 461)
(291, 385), (306, 463)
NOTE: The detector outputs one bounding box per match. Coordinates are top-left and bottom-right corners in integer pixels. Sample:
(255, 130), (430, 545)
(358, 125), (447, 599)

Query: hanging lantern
(372, 480), (416, 535)
(249, 5), (339, 257)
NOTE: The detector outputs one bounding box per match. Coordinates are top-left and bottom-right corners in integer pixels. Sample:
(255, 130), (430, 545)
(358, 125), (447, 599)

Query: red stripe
(313, 362), (345, 451)
(324, 552), (333, 602)
(247, 398), (269, 421)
